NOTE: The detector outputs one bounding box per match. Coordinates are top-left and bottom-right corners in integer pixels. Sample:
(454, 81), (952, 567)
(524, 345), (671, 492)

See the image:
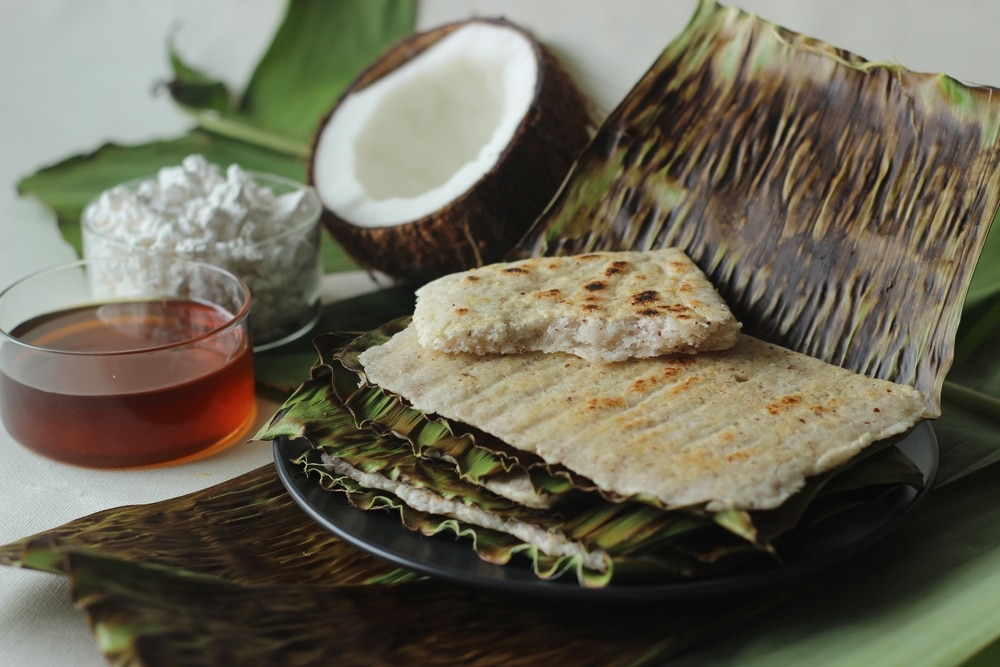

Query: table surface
(2, 1), (998, 665)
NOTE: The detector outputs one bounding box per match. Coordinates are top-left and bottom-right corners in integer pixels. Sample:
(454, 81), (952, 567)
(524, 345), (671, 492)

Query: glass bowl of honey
(0, 256), (256, 468)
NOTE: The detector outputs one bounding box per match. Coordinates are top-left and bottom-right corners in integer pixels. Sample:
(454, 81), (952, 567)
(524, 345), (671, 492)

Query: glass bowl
(0, 257), (256, 468)
(82, 167), (323, 351)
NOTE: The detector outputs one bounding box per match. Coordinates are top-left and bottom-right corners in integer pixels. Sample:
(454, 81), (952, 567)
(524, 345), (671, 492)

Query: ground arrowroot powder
(82, 155), (323, 347)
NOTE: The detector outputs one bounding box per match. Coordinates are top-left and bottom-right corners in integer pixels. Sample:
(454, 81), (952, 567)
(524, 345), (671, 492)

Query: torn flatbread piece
(359, 325), (928, 512)
(412, 249), (741, 362)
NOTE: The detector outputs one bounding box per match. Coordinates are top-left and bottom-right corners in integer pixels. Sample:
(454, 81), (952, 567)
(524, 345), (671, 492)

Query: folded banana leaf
(513, 0), (1000, 418)
(56, 549), (785, 667)
(265, 386), (755, 586)
(0, 470), (787, 667)
(0, 465), (412, 587)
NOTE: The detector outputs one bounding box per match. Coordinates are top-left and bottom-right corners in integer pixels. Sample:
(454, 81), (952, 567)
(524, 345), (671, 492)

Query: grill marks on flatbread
(358, 325), (927, 511)
(412, 248), (741, 362)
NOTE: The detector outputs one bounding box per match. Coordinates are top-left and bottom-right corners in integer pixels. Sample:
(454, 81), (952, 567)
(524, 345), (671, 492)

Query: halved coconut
(308, 18), (592, 284)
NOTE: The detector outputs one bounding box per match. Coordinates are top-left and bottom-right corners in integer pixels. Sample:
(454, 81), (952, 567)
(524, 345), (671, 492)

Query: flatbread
(412, 249), (741, 362)
(359, 325), (928, 511)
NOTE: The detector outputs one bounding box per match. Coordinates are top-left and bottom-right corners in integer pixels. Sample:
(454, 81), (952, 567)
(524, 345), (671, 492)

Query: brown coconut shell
(307, 18), (593, 285)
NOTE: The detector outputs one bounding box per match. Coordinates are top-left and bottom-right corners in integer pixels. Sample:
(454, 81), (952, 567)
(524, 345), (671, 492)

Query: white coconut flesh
(312, 23), (539, 228)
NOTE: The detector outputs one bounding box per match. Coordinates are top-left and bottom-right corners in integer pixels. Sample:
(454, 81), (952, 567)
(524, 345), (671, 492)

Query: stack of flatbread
(290, 249), (929, 584)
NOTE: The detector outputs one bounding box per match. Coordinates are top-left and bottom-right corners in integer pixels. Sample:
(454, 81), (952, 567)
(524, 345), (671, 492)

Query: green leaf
(963, 208), (1000, 313)
(166, 36), (234, 115)
(965, 638), (1000, 667)
(954, 293), (1000, 375)
(666, 463), (1000, 667)
(162, 0), (417, 159)
(939, 279), (1000, 479)
(934, 398), (1000, 486)
(234, 0), (417, 144)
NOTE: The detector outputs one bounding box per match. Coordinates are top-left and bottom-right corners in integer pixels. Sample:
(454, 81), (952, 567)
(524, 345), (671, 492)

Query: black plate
(274, 422), (938, 600)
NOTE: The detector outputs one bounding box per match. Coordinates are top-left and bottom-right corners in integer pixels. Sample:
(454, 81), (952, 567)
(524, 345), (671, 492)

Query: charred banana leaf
(514, 0), (1000, 417)
(0, 465), (412, 587)
(64, 550), (786, 667)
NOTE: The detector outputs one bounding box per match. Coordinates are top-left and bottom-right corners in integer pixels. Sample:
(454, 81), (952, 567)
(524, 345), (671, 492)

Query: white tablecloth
(2, 1), (997, 664)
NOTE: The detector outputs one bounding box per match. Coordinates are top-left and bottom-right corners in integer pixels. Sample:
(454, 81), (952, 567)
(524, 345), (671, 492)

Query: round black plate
(274, 422), (938, 600)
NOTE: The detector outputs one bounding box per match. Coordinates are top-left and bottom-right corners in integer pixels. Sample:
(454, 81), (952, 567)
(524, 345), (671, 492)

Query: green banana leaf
(962, 209), (1000, 314)
(264, 383), (754, 586)
(15, 0), (417, 274)
(669, 463), (1000, 667)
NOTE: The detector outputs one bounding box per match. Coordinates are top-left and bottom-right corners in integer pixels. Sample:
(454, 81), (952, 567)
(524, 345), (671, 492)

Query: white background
(1, 1), (998, 665)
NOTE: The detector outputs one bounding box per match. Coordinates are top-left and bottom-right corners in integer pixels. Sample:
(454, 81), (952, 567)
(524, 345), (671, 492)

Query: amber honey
(0, 299), (255, 467)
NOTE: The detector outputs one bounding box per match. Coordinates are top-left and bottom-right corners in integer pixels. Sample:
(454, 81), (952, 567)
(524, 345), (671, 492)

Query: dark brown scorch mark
(630, 290), (661, 305)
(663, 303), (694, 319)
(605, 260), (631, 276)
(630, 297), (696, 319)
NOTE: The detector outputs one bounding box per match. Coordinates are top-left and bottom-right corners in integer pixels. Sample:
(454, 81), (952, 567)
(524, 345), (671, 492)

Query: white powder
(82, 155), (323, 348)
